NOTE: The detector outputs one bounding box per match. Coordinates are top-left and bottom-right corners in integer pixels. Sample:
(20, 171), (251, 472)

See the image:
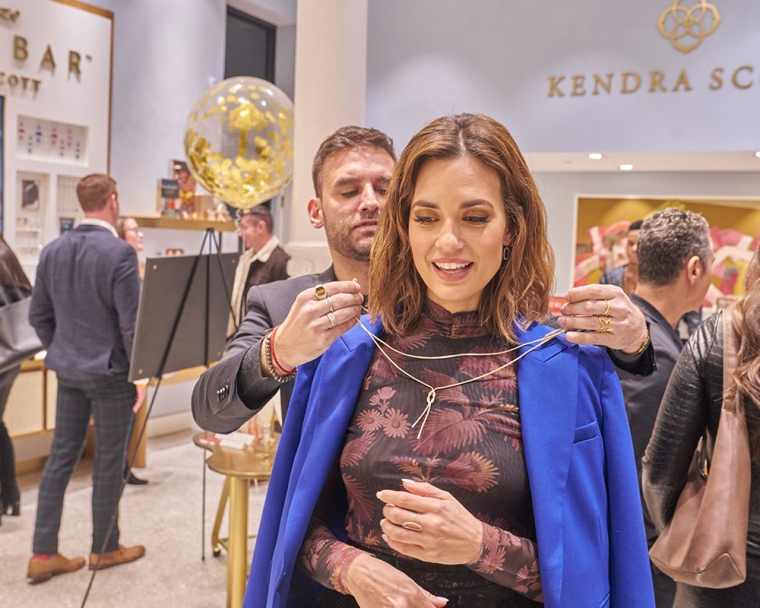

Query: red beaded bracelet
(270, 325), (297, 376)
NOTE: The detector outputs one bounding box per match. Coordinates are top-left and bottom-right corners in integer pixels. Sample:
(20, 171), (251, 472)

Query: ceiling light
(755, 151), (760, 158)
(588, 153), (603, 160)
(619, 164), (633, 171)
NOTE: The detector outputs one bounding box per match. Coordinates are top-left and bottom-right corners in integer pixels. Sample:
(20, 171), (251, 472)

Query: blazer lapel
(516, 323), (577, 606)
(279, 319), (380, 568)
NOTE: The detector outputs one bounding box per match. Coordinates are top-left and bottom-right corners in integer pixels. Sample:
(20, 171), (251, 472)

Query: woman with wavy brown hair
(644, 245), (760, 607)
(245, 114), (654, 608)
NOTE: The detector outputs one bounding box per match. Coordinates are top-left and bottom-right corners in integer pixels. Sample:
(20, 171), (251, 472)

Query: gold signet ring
(597, 317), (614, 333)
(315, 284), (327, 300)
(402, 521), (423, 532)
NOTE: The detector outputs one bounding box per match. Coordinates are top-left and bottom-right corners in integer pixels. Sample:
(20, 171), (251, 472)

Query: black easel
(81, 229), (237, 607)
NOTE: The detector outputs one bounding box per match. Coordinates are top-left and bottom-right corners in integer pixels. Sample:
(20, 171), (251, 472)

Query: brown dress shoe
(27, 553), (86, 584)
(89, 544), (145, 570)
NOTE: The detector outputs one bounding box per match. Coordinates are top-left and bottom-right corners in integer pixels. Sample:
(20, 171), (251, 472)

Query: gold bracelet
(620, 326), (650, 357)
(263, 330), (296, 383)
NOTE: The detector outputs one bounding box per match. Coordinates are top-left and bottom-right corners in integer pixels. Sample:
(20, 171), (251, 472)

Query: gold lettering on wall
(13, 35), (28, 61)
(709, 67), (724, 90)
(547, 65), (757, 98)
(40, 45), (56, 70)
(621, 72), (642, 94)
(593, 73), (612, 95)
(672, 69), (693, 91)
(69, 51), (81, 75)
(732, 65), (753, 89)
(649, 71), (667, 92)
(0, 72), (41, 92)
(571, 75), (586, 96)
(0, 8), (19, 24)
(2, 8), (101, 98)
(548, 76), (565, 97)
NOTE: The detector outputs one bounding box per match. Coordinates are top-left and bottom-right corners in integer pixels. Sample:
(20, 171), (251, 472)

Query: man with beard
(192, 126), (654, 433)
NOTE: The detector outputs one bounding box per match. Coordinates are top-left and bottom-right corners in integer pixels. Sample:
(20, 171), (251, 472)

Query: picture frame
(21, 178), (40, 211)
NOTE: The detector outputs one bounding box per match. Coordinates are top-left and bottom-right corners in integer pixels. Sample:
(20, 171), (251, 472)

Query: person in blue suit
(246, 114), (655, 608)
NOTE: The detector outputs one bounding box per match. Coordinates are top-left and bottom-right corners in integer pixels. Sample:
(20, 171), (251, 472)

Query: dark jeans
(0, 366), (21, 507)
(32, 374), (135, 554)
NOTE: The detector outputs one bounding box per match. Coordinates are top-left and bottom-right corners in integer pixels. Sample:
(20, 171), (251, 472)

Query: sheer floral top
(300, 301), (542, 606)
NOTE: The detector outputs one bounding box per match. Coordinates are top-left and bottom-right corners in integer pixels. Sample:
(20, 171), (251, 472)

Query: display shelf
(129, 215), (236, 232)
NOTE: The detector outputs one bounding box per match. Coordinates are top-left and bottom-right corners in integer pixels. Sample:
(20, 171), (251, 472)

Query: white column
(285, 0), (368, 277)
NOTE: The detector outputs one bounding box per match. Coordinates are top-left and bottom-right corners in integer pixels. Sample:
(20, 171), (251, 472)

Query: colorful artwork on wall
(574, 197), (760, 306)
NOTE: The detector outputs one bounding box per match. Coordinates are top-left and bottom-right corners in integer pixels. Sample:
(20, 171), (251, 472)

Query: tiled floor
(1, 429), (267, 608)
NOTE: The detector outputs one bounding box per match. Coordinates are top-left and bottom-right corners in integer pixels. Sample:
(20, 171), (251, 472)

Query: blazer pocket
(573, 420), (599, 444)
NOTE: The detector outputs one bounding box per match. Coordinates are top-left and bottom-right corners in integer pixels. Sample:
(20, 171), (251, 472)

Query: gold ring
(601, 299), (611, 317)
(597, 317), (614, 333)
(327, 295), (334, 313)
(315, 284), (327, 300)
(326, 311), (337, 328)
(401, 521), (423, 532)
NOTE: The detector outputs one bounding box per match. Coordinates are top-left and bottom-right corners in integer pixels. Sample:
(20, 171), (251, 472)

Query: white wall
(2, 0), (112, 275)
(365, 0), (760, 297)
(85, 0), (227, 216)
(367, 0), (760, 154)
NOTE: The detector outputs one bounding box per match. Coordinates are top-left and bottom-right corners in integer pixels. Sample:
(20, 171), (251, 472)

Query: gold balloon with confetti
(184, 77), (294, 209)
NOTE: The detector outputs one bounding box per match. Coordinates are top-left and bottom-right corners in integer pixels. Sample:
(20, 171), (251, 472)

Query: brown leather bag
(649, 309), (751, 588)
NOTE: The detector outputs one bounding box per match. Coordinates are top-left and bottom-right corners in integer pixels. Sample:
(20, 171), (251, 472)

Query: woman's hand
(343, 553), (449, 608)
(377, 479), (483, 566)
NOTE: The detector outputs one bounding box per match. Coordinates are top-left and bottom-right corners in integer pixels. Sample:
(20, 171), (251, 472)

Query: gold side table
(193, 432), (277, 608)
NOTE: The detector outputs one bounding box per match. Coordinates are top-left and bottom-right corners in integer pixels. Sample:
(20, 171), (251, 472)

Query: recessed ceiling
(524, 151), (760, 173)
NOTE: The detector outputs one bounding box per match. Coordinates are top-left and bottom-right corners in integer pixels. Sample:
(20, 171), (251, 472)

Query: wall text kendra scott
(547, 66), (757, 97)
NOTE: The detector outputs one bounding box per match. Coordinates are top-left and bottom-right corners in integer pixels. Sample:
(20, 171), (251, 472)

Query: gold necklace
(355, 318), (564, 438)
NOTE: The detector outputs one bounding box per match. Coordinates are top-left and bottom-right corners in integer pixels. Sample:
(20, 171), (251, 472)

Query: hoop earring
(502, 246), (511, 262)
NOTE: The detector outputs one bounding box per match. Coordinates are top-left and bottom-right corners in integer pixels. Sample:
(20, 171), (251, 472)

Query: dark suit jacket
(616, 293), (683, 480)
(192, 267), (336, 433)
(29, 224), (141, 381)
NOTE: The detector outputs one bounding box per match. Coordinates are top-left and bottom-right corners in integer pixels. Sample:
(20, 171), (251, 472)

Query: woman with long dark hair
(0, 235), (33, 520)
(644, 245), (760, 607)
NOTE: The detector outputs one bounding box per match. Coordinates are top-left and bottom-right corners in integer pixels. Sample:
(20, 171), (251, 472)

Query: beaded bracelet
(263, 329), (296, 383)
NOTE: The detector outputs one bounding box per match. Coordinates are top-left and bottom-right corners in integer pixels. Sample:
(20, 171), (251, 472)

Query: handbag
(649, 308), (751, 589)
(0, 286), (44, 374)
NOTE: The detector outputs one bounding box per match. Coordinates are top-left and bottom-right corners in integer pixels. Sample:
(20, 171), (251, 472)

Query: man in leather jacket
(616, 208), (714, 606)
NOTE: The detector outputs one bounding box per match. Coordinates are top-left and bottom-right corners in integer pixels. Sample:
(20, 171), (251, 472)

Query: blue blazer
(245, 319), (655, 608)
